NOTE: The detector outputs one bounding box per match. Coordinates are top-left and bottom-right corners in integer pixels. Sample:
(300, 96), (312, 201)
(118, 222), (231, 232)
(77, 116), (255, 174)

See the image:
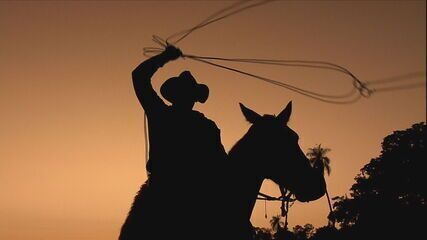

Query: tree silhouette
(330, 122), (426, 239)
(306, 145), (334, 225)
(253, 227), (273, 240)
(268, 215), (296, 240)
(293, 224), (315, 240)
(270, 215), (284, 233)
(310, 225), (340, 240)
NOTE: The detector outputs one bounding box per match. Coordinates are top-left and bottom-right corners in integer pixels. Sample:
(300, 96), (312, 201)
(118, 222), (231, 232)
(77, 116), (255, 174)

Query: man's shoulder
(192, 111), (219, 128)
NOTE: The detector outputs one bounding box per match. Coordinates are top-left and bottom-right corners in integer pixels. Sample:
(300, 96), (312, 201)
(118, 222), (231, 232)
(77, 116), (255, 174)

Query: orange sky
(0, 1), (425, 239)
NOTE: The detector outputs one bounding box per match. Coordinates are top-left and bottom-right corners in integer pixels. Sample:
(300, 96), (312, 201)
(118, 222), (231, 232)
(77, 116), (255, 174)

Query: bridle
(257, 186), (296, 229)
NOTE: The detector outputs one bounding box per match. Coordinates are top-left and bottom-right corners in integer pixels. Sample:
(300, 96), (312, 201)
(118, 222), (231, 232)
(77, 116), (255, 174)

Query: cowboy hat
(160, 71), (209, 104)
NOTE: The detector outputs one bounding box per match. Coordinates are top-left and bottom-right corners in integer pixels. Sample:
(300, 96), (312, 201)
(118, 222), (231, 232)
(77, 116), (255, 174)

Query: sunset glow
(0, 1), (425, 239)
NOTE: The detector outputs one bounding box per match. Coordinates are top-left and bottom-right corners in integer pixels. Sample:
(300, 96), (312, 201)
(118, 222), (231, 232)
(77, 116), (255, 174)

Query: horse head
(239, 101), (326, 202)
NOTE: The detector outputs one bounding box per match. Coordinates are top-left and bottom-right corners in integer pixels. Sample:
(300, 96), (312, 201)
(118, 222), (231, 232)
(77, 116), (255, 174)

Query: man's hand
(163, 45), (182, 61)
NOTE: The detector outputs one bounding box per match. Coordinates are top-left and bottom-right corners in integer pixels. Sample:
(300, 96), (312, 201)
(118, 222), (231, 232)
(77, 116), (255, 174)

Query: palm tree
(306, 144), (334, 226)
(269, 215), (284, 233)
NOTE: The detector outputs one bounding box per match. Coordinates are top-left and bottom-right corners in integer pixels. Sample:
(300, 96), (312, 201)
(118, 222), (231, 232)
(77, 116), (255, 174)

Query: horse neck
(227, 135), (265, 220)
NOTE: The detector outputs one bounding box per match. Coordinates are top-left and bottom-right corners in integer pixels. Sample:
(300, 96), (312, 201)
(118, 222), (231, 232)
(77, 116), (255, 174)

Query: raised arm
(132, 45), (182, 115)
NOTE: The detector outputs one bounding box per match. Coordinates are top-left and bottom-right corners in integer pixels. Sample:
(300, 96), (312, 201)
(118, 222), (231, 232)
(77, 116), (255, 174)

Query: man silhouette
(129, 45), (227, 238)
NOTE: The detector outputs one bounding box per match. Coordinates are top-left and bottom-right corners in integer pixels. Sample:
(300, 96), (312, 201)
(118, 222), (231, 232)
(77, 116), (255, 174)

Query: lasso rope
(166, 0), (277, 45)
(144, 41), (424, 101)
(143, 0), (424, 104)
(144, 36), (369, 104)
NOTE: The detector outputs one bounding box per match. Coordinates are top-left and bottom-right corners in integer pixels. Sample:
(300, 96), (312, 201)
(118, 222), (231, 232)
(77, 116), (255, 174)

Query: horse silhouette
(119, 101), (326, 240)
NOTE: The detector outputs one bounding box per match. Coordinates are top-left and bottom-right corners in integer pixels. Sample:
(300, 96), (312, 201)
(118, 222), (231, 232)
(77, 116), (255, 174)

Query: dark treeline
(253, 122), (426, 240)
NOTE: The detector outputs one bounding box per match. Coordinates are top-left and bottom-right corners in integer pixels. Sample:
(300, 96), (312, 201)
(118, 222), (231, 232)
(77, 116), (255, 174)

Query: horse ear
(277, 101), (292, 124)
(239, 103), (261, 124)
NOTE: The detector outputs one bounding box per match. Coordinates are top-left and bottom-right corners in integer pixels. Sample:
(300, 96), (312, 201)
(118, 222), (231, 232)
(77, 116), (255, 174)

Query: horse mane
(228, 115), (275, 159)
(228, 125), (255, 159)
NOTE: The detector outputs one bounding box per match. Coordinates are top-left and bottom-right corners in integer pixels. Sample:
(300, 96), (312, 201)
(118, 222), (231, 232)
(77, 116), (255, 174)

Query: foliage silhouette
(274, 227), (296, 240)
(270, 215), (284, 233)
(253, 227), (273, 240)
(329, 122), (426, 239)
(310, 226), (341, 240)
(292, 224), (315, 240)
(306, 145), (334, 226)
